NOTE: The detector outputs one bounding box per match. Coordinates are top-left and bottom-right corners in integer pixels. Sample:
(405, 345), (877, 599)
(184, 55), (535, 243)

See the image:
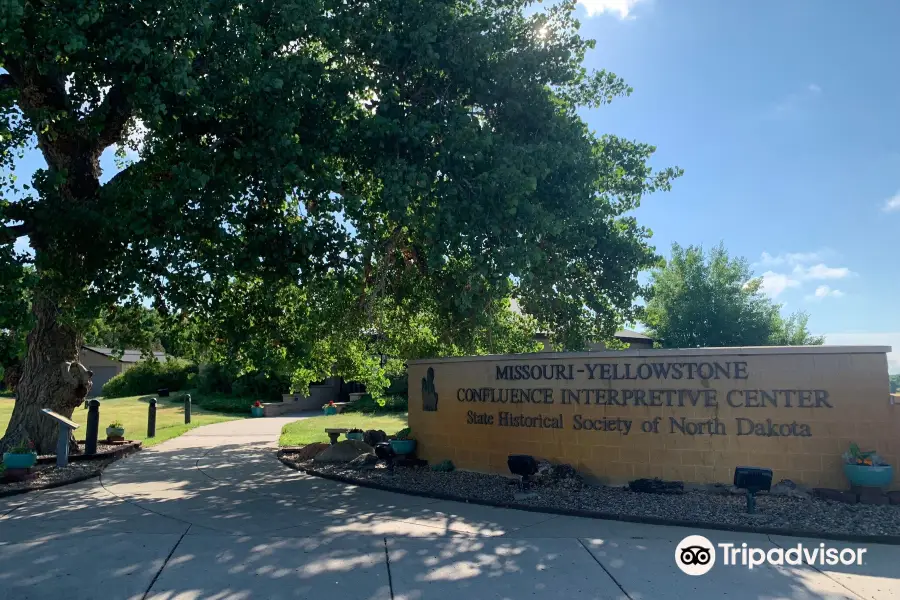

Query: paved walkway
(1, 416), (898, 600)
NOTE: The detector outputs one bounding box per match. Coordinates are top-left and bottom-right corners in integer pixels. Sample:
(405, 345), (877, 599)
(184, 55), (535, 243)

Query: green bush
(196, 363), (235, 395)
(344, 393), (408, 414)
(172, 392), (250, 414)
(232, 370), (290, 402)
(102, 358), (196, 398)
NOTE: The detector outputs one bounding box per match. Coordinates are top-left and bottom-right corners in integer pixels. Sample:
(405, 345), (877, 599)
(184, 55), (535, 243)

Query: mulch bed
(278, 446), (900, 544)
(35, 440), (142, 464)
(1, 441), (141, 498)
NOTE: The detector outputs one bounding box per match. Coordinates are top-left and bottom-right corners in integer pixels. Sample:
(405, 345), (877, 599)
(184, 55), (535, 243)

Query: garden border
(35, 440), (143, 465)
(0, 443), (142, 499)
(277, 450), (900, 546)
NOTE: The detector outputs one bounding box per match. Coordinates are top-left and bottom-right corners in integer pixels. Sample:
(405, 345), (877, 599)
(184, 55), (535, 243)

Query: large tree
(644, 243), (824, 348)
(1, 0), (679, 452)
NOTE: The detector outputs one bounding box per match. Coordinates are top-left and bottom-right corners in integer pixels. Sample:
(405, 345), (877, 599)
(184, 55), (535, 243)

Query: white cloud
(756, 250), (828, 268)
(755, 250), (852, 299)
(806, 285), (844, 301)
(765, 83), (823, 120)
(794, 263), (852, 280)
(823, 332), (900, 373)
(808, 83), (822, 93)
(881, 191), (900, 213)
(759, 271), (801, 298)
(578, 0), (645, 19)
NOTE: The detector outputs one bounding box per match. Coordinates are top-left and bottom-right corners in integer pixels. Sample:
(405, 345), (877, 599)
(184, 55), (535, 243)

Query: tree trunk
(0, 298), (93, 455)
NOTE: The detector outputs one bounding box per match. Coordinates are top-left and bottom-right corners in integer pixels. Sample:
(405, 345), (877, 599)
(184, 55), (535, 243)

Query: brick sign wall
(408, 346), (898, 490)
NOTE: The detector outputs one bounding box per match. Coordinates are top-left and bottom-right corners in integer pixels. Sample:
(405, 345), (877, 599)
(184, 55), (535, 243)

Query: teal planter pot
(251, 406), (265, 418)
(390, 439), (416, 456)
(106, 426), (125, 438)
(844, 464), (893, 488)
(3, 452), (37, 469)
(346, 432), (364, 441)
(323, 406), (337, 416)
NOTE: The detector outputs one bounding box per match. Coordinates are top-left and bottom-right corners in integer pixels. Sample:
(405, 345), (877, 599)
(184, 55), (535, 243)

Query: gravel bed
(281, 452), (900, 538)
(36, 441), (135, 461)
(0, 457), (116, 497)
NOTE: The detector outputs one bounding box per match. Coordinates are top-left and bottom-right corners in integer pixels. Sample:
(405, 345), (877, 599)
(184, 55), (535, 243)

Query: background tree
(769, 310), (825, 346)
(890, 374), (900, 394)
(644, 243), (822, 348)
(1, 0), (679, 452)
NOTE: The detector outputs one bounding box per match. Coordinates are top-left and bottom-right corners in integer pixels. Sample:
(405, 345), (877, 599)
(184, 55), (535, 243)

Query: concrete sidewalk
(1, 416), (898, 599)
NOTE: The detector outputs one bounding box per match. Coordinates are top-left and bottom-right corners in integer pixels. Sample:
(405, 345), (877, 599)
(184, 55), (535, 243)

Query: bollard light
(84, 399), (100, 455)
(184, 394), (192, 424)
(508, 454), (538, 491)
(374, 442), (396, 473)
(734, 466), (773, 514)
(148, 398), (157, 438)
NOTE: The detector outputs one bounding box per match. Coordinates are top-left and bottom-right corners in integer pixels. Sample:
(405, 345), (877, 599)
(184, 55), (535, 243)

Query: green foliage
(768, 311), (825, 346)
(392, 427), (412, 440)
(231, 371), (291, 402)
(889, 374), (900, 393)
(84, 303), (168, 354)
(108, 420), (123, 429)
(2, 0), (679, 429)
(101, 358), (195, 398)
(171, 391), (250, 415)
(645, 243), (822, 348)
(431, 459), (455, 472)
(344, 393), (408, 414)
(7, 439), (35, 454)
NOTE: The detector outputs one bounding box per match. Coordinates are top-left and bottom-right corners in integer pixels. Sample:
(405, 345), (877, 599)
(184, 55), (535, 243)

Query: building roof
(82, 346), (168, 363)
(614, 329), (654, 342)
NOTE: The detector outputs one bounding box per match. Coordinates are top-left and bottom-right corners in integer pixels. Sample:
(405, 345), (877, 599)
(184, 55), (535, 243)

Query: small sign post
(41, 409), (80, 467)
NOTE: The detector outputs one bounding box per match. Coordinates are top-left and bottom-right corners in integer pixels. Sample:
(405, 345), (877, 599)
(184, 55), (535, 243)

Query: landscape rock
(769, 479), (810, 499)
(348, 453), (379, 470)
(813, 488), (857, 504)
(629, 477), (684, 495)
(364, 429), (388, 447)
(313, 440), (374, 464)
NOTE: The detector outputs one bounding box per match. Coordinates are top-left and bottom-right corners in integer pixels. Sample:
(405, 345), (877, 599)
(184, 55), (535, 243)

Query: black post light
(375, 442), (396, 473)
(733, 466), (773, 514)
(507, 454), (538, 492)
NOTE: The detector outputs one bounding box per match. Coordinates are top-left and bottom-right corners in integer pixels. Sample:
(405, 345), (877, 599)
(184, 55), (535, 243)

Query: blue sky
(7, 1), (899, 368)
(575, 0), (900, 369)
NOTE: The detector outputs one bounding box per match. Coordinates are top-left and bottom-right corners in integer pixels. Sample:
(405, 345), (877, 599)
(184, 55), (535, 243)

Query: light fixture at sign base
(734, 466), (773, 514)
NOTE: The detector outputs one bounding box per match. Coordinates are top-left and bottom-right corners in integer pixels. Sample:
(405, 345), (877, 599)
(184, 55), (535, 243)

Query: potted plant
(322, 400), (337, 416)
(2, 439), (37, 469)
(251, 400), (265, 418)
(346, 428), (364, 442)
(389, 428), (416, 455)
(843, 442), (893, 488)
(106, 421), (126, 440)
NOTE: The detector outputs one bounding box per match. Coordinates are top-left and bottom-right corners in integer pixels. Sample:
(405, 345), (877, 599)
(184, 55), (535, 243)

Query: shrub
(181, 392), (252, 414)
(232, 370), (290, 402)
(102, 358), (196, 398)
(344, 393), (408, 414)
(195, 363), (234, 395)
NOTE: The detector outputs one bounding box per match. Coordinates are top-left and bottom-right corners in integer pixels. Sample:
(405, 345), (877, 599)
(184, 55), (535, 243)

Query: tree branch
(0, 74), (16, 93)
(94, 83), (132, 150)
(1, 223), (30, 244)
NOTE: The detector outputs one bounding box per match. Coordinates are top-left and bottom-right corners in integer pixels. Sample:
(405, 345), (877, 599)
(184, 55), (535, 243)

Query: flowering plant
(253, 400), (263, 408)
(843, 442), (888, 466)
(7, 439), (35, 454)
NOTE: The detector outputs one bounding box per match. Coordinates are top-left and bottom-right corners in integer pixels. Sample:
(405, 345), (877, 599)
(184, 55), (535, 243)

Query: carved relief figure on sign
(422, 367), (438, 411)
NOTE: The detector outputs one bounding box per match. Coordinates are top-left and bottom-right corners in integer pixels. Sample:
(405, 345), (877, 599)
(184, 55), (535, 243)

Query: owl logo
(422, 367), (438, 412)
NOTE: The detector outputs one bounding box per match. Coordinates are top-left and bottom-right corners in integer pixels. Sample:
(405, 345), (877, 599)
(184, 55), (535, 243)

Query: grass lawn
(0, 393), (244, 448)
(279, 413), (408, 446)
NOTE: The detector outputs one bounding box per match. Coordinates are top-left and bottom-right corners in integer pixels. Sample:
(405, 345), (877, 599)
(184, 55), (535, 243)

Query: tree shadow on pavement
(1, 443), (895, 600)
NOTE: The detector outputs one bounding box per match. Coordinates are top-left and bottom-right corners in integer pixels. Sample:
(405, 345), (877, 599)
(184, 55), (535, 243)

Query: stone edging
(0, 443), (142, 499)
(277, 452), (900, 546)
(35, 440), (143, 465)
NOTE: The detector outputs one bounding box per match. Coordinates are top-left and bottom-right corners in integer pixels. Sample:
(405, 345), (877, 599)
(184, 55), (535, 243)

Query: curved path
(1, 416), (897, 600)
